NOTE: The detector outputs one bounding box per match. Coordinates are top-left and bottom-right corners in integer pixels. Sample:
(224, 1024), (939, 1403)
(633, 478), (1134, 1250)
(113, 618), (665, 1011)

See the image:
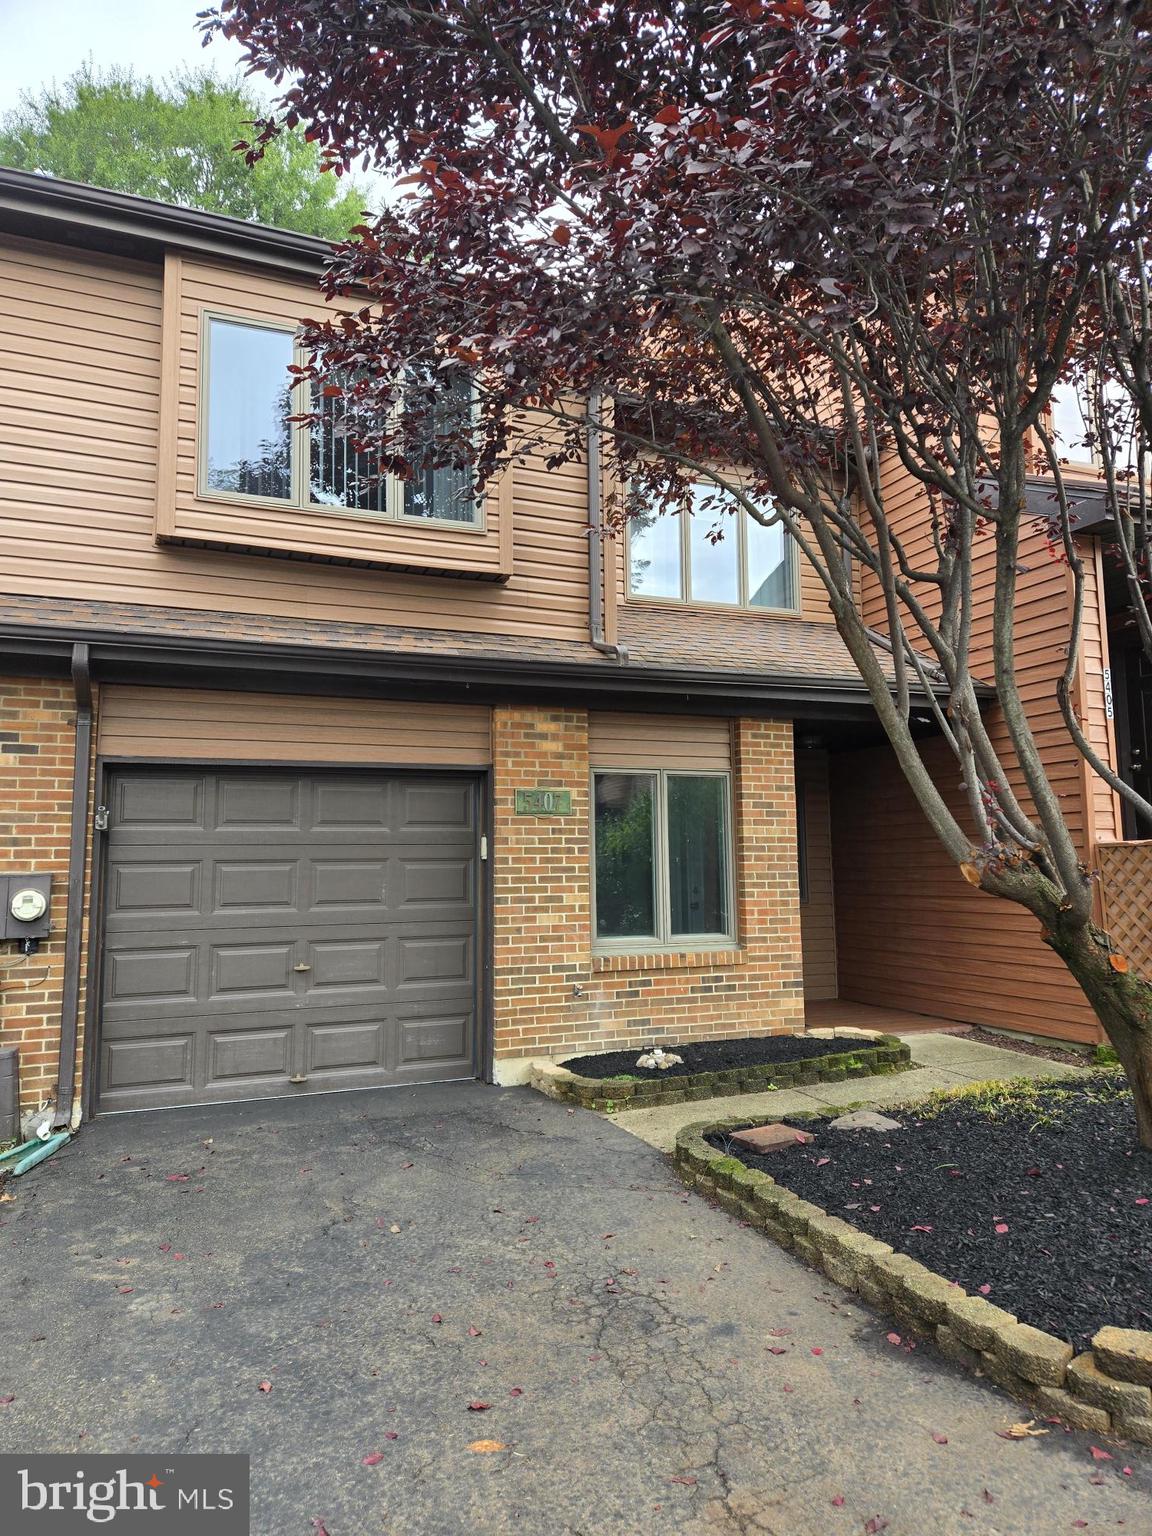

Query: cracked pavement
(0, 1082), (1148, 1534)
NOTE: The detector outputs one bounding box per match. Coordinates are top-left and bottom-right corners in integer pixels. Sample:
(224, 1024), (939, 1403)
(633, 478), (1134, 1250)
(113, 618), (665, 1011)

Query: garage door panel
(98, 768), (480, 1111)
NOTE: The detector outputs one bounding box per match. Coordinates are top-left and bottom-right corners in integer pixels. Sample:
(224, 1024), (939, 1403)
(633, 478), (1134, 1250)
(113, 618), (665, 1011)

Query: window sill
(623, 595), (802, 621)
(592, 948), (744, 974)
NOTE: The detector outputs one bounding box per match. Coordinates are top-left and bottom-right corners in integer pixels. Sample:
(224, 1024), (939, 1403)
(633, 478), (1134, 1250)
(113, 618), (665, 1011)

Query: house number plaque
(515, 788), (572, 816)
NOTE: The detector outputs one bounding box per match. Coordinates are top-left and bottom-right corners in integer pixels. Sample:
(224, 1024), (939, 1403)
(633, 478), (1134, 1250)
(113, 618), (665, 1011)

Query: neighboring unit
(0, 169), (1140, 1122)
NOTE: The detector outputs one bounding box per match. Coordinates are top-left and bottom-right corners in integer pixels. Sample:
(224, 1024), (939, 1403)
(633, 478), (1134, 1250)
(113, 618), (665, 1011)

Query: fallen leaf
(401, 1161), (414, 1169)
(782, 1383), (794, 1393)
(994, 1223), (1009, 1235)
(864, 1519), (889, 1535)
(468, 1440), (508, 1454)
(768, 1328), (792, 1337)
(389, 1224), (401, 1234)
(384, 1431), (398, 1441)
(911, 1224), (933, 1233)
(311, 1522), (330, 1536)
(816, 1157), (830, 1167)
(467, 1401), (491, 1412)
(886, 1333), (902, 1346)
(768, 1346), (788, 1356)
(117, 1286), (134, 1295)
(165, 1174), (190, 1182)
(669, 1475), (698, 1486)
(1136, 1198), (1149, 1207)
(1089, 1446), (1113, 1461)
(431, 1314), (443, 1325)
(361, 1453), (385, 1466)
(998, 1421), (1048, 1439)
(831, 1494), (845, 1507)
(0, 1395), (14, 1406)
(811, 1347), (824, 1356)
(258, 1381), (273, 1394)
(509, 1387), (524, 1397)
(468, 1326), (482, 1337)
(1123, 1466), (1133, 1476)
(978, 1284), (992, 1295)
(931, 1432), (949, 1445)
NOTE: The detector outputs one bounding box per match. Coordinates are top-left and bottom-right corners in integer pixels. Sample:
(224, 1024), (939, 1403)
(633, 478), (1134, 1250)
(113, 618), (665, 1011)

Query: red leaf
(509, 1387), (524, 1397)
(166, 1174), (190, 1182)
(311, 1522), (330, 1536)
(552, 224), (571, 246)
(994, 1223), (1009, 1234)
(258, 1381), (273, 1394)
(468, 1326), (482, 1337)
(1089, 1445), (1113, 1461)
(467, 1401), (491, 1412)
(431, 1314), (443, 1324)
(117, 1286), (134, 1295)
(816, 1157), (830, 1167)
(1136, 1198), (1149, 1206)
(831, 1494), (845, 1507)
(361, 1452), (385, 1466)
(653, 104), (681, 125)
(782, 1383), (794, 1393)
(886, 1332), (902, 1345)
(159, 1243), (171, 1253)
(931, 1432), (949, 1445)
(0, 1395), (14, 1405)
(384, 1431), (399, 1441)
(768, 1328), (792, 1336)
(768, 1346), (788, 1355)
(864, 1520), (889, 1534)
(669, 1475), (698, 1486)
(911, 1224), (933, 1233)
(810, 1347), (823, 1356)
(401, 1160), (414, 1169)
(978, 1284), (992, 1295)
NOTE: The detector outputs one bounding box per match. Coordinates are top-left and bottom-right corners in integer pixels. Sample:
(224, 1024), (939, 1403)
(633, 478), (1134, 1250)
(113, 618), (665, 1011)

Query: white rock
(636, 1048), (684, 1070)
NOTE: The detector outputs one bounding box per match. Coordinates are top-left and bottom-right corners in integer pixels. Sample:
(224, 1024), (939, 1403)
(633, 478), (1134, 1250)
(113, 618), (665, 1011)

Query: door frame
(83, 758), (493, 1117)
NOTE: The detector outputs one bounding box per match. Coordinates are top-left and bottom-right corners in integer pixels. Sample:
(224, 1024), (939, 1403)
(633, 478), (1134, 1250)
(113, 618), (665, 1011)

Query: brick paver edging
(674, 1116), (1152, 1446)
(529, 1035), (913, 1112)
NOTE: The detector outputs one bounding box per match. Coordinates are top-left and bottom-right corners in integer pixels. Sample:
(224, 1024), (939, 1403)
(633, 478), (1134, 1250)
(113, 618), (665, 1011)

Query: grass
(916, 1065), (1127, 1125)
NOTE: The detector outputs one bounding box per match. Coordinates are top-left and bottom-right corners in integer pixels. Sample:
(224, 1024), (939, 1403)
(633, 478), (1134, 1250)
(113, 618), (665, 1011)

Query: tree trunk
(985, 861), (1152, 1148)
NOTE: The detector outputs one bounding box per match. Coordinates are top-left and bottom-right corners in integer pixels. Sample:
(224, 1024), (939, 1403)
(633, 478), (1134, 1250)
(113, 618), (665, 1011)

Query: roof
(0, 166), (333, 275)
(0, 593), (936, 720)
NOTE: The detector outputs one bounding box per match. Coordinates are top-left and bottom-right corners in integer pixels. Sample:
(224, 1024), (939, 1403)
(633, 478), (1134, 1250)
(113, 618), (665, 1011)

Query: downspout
(54, 642), (92, 1131)
(587, 386), (629, 662)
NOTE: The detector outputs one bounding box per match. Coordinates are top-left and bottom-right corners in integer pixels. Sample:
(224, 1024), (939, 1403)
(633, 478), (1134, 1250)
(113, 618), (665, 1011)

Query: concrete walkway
(0, 1080), (1146, 1535)
(610, 1032), (1084, 1151)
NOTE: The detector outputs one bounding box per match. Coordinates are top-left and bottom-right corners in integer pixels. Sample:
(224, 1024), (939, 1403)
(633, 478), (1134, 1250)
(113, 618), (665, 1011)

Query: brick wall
(0, 676), (87, 1113)
(491, 708), (803, 1072)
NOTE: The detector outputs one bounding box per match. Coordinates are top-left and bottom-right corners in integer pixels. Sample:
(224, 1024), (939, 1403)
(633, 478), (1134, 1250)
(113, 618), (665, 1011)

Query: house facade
(0, 168), (1139, 1124)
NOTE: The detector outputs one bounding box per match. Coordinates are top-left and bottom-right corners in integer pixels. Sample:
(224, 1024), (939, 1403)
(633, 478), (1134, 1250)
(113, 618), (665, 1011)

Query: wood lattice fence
(1097, 841), (1152, 981)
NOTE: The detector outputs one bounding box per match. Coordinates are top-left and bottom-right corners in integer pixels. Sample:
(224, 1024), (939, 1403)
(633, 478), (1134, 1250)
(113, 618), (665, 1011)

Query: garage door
(98, 769), (480, 1112)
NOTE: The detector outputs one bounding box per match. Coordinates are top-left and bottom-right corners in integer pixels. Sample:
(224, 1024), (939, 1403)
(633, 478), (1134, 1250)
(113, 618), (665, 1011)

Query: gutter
(53, 642), (92, 1131)
(586, 386), (629, 663)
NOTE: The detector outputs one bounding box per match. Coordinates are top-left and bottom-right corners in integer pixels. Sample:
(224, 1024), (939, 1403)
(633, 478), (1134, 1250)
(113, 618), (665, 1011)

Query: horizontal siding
(796, 749), (837, 1000)
(0, 234), (594, 643)
(588, 713), (732, 771)
(97, 686), (492, 765)
(831, 736), (1101, 1043)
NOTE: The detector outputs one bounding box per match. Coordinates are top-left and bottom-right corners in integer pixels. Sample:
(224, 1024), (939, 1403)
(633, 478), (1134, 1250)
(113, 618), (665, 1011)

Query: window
(627, 482), (797, 611)
(200, 314), (480, 525)
(1049, 378), (1138, 472)
(593, 770), (733, 946)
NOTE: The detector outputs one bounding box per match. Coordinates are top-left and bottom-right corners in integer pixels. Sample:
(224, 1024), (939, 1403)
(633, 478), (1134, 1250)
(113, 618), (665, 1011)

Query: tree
(203, 0), (1152, 1142)
(0, 64), (368, 239)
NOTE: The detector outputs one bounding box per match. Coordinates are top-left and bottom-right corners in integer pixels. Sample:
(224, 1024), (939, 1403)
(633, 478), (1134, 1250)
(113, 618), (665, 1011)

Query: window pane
(594, 773), (657, 939)
(309, 376), (388, 513)
(688, 485), (739, 604)
(746, 508), (795, 610)
(667, 776), (729, 936)
(205, 319), (293, 500)
(403, 373), (479, 523)
(628, 510), (682, 598)
(1051, 382), (1092, 463)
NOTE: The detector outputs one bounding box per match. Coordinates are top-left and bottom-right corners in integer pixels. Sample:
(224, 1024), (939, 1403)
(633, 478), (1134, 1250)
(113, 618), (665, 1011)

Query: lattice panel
(1098, 842), (1152, 981)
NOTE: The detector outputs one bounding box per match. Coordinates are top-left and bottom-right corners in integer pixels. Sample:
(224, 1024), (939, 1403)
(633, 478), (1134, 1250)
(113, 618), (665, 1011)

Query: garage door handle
(293, 963), (312, 972)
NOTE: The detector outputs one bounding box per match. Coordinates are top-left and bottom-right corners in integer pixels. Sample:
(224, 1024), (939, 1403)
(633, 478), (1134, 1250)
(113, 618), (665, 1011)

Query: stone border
(528, 1032), (913, 1112)
(674, 1115), (1152, 1446)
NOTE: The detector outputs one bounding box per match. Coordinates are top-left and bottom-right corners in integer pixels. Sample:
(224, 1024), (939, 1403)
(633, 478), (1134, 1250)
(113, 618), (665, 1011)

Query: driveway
(0, 1084), (1146, 1535)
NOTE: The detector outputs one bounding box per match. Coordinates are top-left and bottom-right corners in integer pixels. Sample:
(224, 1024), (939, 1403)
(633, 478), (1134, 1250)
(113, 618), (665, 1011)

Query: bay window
(628, 482), (797, 611)
(200, 314), (480, 525)
(593, 770), (734, 947)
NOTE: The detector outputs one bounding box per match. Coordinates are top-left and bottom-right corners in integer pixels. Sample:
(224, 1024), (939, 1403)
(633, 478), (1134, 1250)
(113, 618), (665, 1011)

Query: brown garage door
(97, 769), (480, 1112)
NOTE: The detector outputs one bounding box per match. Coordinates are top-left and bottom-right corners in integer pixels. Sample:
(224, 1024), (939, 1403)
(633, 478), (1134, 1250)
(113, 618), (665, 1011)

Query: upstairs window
(628, 482), (796, 612)
(200, 314), (480, 526)
(1049, 378), (1138, 473)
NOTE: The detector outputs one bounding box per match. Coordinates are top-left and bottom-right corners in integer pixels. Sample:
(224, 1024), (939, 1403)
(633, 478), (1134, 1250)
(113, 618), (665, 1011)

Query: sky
(0, 0), (254, 113)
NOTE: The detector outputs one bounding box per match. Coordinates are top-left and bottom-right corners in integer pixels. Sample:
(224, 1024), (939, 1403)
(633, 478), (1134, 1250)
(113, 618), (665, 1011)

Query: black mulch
(710, 1075), (1152, 1350)
(562, 1034), (864, 1080)
(942, 1025), (1088, 1068)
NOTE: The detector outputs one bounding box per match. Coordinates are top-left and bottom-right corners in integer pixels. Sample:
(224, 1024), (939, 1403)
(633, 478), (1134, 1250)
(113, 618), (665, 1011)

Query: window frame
(591, 767), (737, 952)
(196, 309), (486, 532)
(625, 483), (800, 615)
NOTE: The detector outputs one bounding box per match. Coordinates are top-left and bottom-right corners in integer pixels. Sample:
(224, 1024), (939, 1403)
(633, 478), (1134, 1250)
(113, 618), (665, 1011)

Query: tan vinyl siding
(0, 234), (594, 643)
(588, 713), (732, 771)
(796, 749), (837, 1000)
(831, 738), (1100, 1043)
(97, 686), (492, 765)
(1078, 538), (1123, 845)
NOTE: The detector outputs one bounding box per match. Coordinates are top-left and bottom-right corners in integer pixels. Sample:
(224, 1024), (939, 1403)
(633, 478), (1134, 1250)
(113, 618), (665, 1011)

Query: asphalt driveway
(0, 1083), (1147, 1535)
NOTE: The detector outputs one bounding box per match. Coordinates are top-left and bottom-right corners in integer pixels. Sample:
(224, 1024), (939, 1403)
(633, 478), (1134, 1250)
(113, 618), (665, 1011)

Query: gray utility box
(0, 1047), (17, 1144)
(0, 872), (53, 942)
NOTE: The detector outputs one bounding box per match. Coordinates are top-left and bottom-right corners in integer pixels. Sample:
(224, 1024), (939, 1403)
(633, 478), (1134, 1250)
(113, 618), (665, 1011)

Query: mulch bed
(562, 1034), (865, 1081)
(710, 1075), (1152, 1350)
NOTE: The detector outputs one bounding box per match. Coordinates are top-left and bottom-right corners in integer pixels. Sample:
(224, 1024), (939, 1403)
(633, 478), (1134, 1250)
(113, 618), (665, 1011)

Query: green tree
(0, 64), (368, 239)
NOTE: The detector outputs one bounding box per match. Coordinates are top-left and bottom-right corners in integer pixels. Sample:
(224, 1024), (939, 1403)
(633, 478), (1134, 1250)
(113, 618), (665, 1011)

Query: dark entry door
(98, 770), (479, 1111)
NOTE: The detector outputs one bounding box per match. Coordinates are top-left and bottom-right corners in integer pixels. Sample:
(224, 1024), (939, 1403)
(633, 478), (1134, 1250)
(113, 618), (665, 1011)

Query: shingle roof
(0, 592), (890, 690)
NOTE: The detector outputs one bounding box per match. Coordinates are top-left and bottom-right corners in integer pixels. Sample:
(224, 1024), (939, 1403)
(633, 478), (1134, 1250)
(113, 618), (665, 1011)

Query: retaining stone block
(946, 1296), (1019, 1352)
(979, 1349), (1034, 1398)
(1113, 1413), (1152, 1446)
(1031, 1386), (1112, 1435)
(901, 1272), (963, 1326)
(935, 1325), (983, 1373)
(994, 1324), (1073, 1387)
(1068, 1353), (1152, 1416)
(1091, 1327), (1152, 1386)
(792, 1234), (820, 1267)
